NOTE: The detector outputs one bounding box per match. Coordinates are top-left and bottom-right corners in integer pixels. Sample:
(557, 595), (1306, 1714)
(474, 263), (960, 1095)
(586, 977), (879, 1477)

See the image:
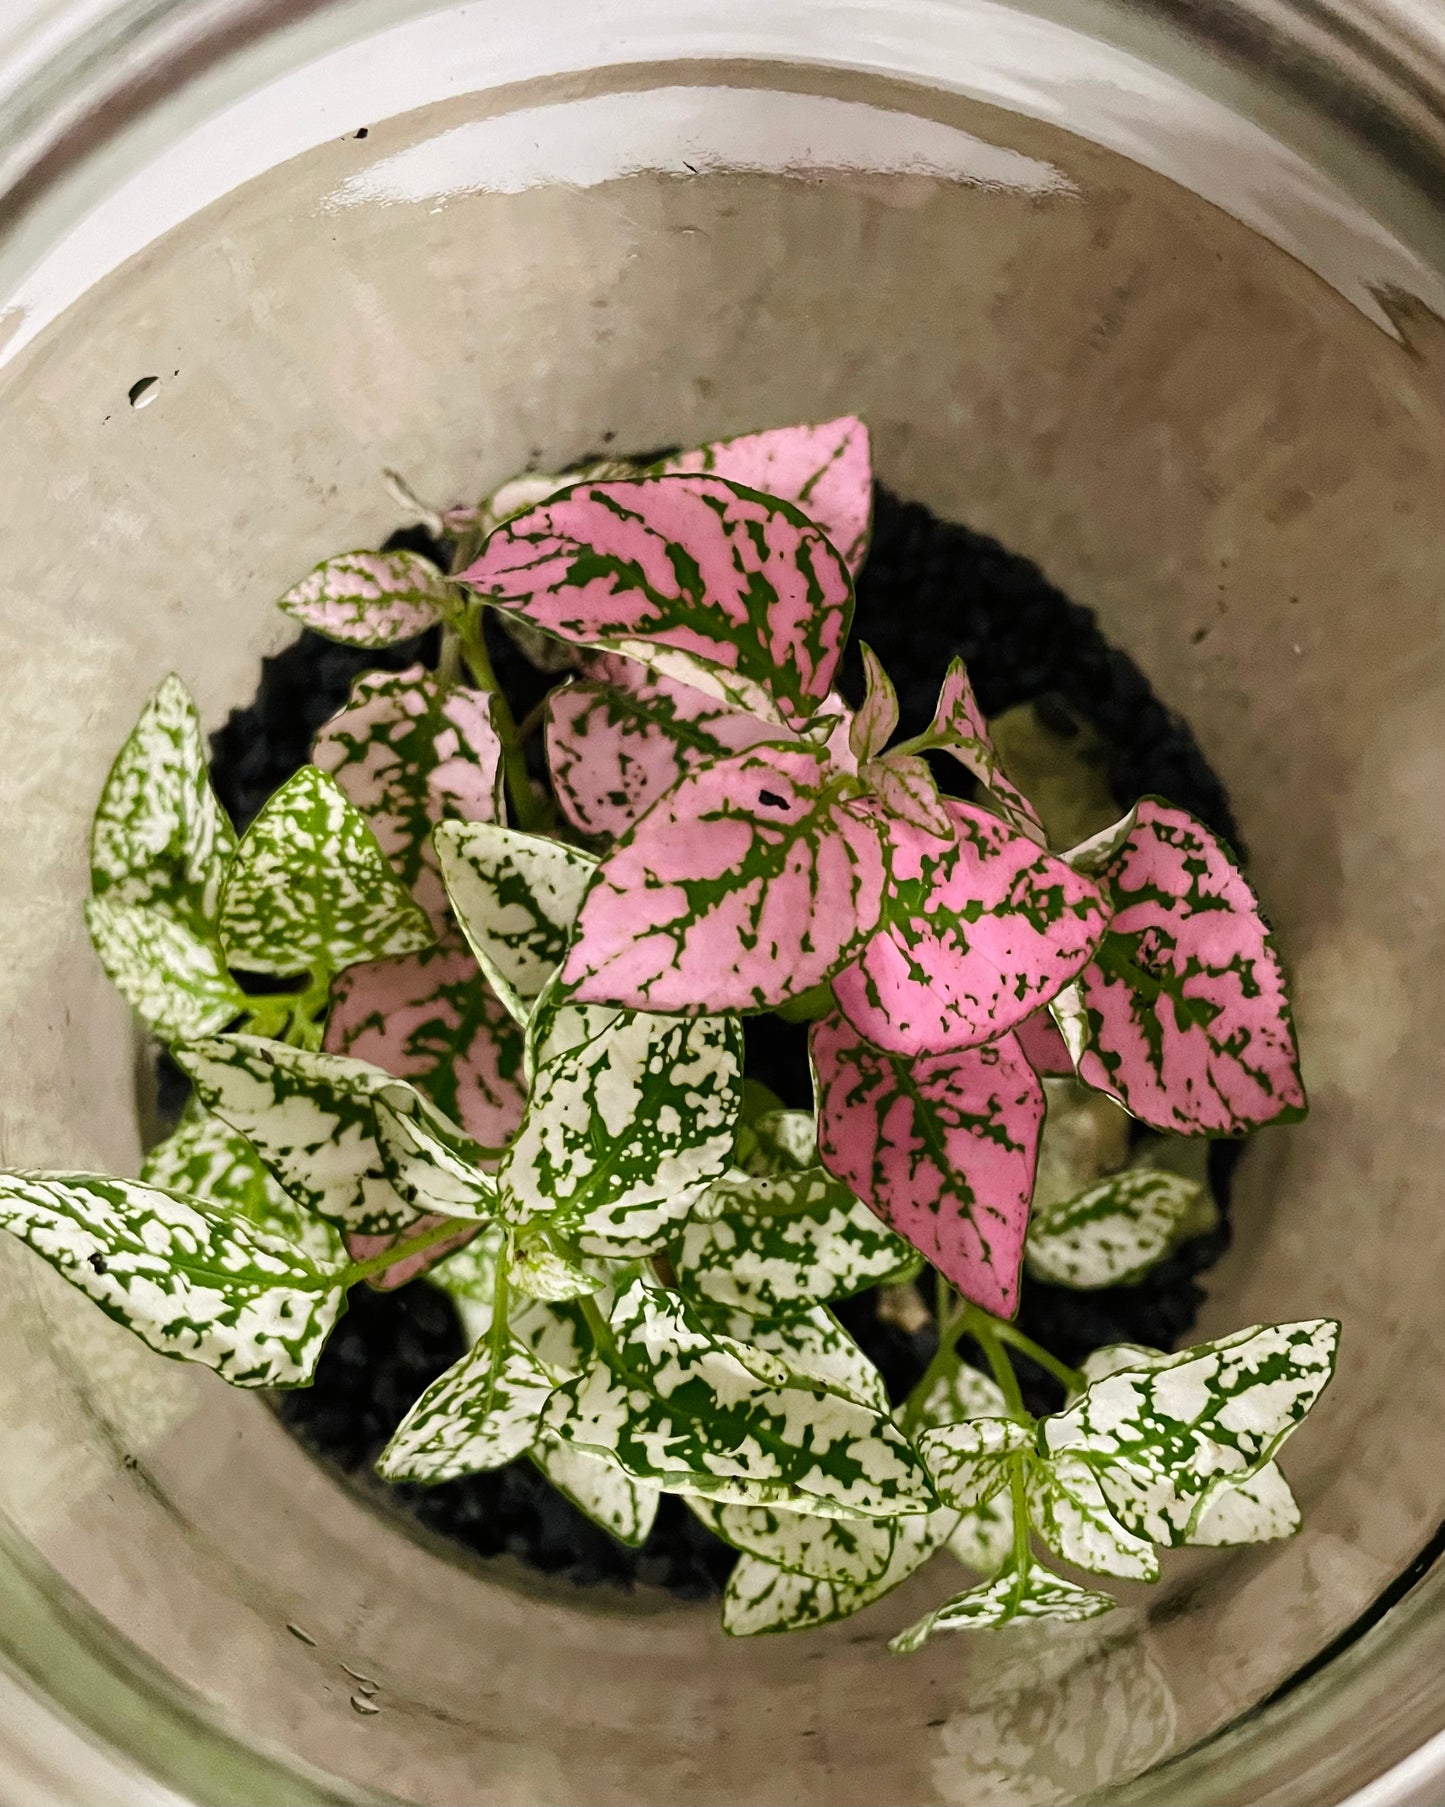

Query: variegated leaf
(563, 743), (886, 1014)
(90, 673), (237, 927)
(861, 752), (953, 838)
(849, 644), (899, 764)
(655, 415), (873, 573)
(919, 1419), (1032, 1511)
(461, 474), (853, 729)
(545, 656), (782, 839)
(709, 1500), (897, 1586)
(721, 1514), (944, 1638)
(278, 549), (452, 646)
(812, 1011), (1044, 1317)
(141, 1104), (343, 1266)
(434, 821), (594, 1025)
(371, 1092), (497, 1221)
(889, 1562), (1118, 1650)
(677, 1166), (918, 1316)
(377, 1334), (556, 1482)
(530, 1433), (660, 1546)
(1042, 1320), (1339, 1546)
(500, 1007), (741, 1253)
(313, 666), (503, 926)
(543, 1279), (933, 1516)
(928, 657), (1046, 843)
(1025, 1169), (1201, 1289)
(1064, 800), (1306, 1134)
(324, 937), (527, 1150)
(1074, 1344), (1301, 1548)
(831, 799), (1109, 1057)
(719, 1354), (999, 1637)
(0, 1171), (344, 1387)
(175, 1035), (420, 1235)
(703, 1303), (889, 1413)
(1025, 1452), (1159, 1581)
(219, 766), (433, 976)
(85, 897), (247, 1043)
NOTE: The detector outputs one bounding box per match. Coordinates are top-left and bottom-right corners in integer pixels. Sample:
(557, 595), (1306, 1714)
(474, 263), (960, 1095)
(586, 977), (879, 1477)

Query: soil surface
(205, 485), (1243, 1596)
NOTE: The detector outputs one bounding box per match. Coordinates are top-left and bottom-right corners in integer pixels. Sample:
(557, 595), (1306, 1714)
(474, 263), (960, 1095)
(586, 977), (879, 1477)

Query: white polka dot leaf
(3, 415), (1337, 1652)
(219, 765), (434, 977)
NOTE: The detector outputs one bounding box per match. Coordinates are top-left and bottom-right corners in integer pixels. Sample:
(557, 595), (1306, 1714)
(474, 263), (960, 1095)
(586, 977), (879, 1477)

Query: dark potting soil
(205, 485), (1244, 1597)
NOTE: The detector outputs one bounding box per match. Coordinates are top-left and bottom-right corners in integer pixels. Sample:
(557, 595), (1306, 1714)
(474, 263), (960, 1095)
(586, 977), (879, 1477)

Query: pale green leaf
(434, 820), (595, 1025)
(0, 1171), (344, 1387)
(677, 1165), (918, 1316)
(501, 1004), (741, 1255)
(507, 1231), (608, 1302)
(141, 1104), (343, 1266)
(1026, 1169), (1202, 1289)
(377, 1333), (557, 1482)
(543, 1279), (933, 1517)
(219, 766), (433, 975)
(175, 1035), (421, 1235)
(889, 1561), (1118, 1650)
(90, 673), (236, 927)
(1042, 1320), (1340, 1546)
(85, 897), (247, 1042)
(277, 549), (453, 647)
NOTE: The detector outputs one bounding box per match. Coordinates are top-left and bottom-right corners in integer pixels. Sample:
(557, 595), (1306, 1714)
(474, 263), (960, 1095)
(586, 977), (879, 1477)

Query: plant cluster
(0, 418), (1336, 1646)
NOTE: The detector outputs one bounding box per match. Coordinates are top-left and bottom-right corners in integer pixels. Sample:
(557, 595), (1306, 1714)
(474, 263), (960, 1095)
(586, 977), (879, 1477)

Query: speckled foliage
(0, 416), (1335, 1647)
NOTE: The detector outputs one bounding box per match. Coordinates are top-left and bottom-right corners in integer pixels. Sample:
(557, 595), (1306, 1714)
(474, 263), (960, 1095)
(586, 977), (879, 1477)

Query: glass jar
(1, 2), (1444, 1800)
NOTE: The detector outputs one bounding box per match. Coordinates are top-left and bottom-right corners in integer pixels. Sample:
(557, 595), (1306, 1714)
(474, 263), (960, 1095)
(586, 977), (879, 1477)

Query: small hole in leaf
(128, 375), (160, 409)
(354, 126), (369, 139)
(758, 789), (789, 810)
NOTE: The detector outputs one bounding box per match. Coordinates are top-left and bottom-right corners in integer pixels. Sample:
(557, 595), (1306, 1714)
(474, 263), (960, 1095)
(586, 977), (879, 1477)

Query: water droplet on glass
(340, 1663), (378, 1689)
(128, 375), (160, 409)
(350, 1693), (381, 1716)
(285, 1622), (317, 1647)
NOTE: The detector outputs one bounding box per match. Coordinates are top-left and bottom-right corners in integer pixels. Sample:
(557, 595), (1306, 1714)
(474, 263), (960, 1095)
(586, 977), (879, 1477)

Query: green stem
(992, 1319), (1087, 1396)
(578, 1291), (618, 1361)
(341, 1216), (463, 1287)
(963, 1306), (1030, 1423)
(488, 1238), (512, 1362)
(887, 729), (943, 761)
(455, 608), (554, 834)
(900, 1297), (970, 1433)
